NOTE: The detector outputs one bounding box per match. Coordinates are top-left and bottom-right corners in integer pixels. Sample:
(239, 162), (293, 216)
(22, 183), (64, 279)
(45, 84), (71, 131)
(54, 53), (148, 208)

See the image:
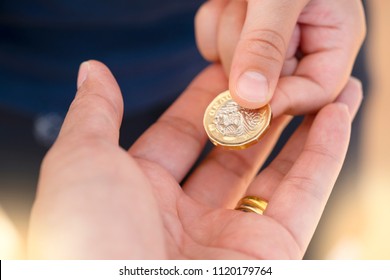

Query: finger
(265, 103), (351, 255)
(217, 2), (300, 78)
(229, 0), (308, 109)
(246, 77), (363, 201)
(57, 60), (124, 145)
(217, 0), (247, 74)
(334, 76), (363, 120)
(195, 0), (229, 62)
(270, 0), (366, 117)
(183, 115), (292, 209)
(129, 64), (227, 182)
(280, 25), (300, 77)
(201, 0), (299, 78)
(244, 77), (363, 254)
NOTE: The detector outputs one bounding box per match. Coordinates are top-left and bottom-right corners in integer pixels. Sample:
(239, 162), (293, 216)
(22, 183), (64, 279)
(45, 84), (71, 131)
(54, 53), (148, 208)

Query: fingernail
(336, 77), (363, 121)
(77, 61), (90, 89)
(236, 71), (269, 104)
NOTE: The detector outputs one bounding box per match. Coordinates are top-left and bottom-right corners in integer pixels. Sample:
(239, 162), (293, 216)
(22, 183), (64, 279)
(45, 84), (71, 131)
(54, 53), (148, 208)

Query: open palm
(28, 61), (361, 259)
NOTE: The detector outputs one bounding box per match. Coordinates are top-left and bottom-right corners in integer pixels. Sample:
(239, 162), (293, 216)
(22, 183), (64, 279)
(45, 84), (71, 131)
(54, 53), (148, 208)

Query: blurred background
(1, 1), (389, 259)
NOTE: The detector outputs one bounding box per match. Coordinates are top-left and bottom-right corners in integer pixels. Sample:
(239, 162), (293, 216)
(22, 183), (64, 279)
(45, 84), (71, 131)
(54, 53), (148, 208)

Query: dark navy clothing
(0, 0), (207, 116)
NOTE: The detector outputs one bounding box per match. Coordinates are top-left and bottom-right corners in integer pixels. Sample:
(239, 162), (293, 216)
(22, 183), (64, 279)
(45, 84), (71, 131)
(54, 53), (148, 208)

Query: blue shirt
(0, 0), (208, 116)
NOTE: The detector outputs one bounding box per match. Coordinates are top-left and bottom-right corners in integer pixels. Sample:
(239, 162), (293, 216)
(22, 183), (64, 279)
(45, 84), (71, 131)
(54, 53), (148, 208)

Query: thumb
(230, 0), (307, 109)
(58, 60), (124, 144)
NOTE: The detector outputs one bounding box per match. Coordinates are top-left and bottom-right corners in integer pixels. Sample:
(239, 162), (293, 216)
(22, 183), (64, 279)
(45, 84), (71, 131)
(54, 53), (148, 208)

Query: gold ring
(235, 196), (268, 215)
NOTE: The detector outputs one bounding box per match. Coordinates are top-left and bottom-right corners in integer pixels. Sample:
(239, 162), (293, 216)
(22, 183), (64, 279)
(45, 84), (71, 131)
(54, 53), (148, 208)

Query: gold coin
(203, 90), (271, 150)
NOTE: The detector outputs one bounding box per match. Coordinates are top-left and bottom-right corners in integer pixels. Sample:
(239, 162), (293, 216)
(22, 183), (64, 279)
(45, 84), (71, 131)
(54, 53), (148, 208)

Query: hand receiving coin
(203, 90), (272, 150)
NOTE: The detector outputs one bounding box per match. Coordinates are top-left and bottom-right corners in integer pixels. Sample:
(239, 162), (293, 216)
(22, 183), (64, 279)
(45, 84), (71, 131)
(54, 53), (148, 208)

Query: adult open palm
(28, 61), (362, 259)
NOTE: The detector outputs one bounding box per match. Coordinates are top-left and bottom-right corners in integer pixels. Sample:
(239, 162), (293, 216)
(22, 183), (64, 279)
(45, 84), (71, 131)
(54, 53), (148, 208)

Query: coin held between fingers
(203, 90), (272, 150)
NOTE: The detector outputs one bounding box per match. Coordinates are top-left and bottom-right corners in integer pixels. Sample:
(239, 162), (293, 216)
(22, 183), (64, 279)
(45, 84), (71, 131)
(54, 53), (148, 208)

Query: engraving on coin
(213, 100), (261, 137)
(204, 90), (271, 150)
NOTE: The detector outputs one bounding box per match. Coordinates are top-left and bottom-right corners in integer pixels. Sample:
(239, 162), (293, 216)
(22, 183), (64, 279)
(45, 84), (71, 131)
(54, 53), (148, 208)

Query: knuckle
(354, 0), (367, 45)
(284, 174), (323, 202)
(242, 29), (286, 64)
(72, 88), (120, 124)
(303, 144), (343, 166)
(156, 116), (203, 150)
(269, 157), (295, 177)
(208, 151), (253, 182)
(358, 16), (367, 45)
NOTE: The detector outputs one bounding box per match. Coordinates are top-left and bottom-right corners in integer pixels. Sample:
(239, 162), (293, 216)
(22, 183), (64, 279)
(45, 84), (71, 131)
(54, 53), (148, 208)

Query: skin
(195, 0), (366, 115)
(28, 61), (362, 259)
